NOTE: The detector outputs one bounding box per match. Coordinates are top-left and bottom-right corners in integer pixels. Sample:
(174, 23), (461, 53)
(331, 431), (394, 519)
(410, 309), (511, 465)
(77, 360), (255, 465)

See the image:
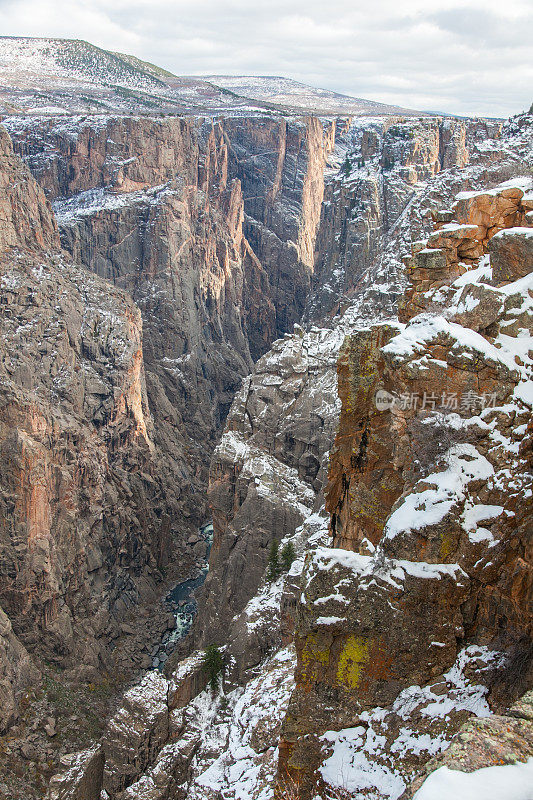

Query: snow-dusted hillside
(0, 37), (168, 92)
(204, 75), (425, 116)
(0, 36), (266, 116)
(0, 37), (423, 117)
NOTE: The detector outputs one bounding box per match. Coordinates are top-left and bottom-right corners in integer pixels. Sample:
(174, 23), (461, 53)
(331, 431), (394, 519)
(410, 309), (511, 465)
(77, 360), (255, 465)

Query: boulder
(490, 227), (533, 284)
(47, 747), (104, 800)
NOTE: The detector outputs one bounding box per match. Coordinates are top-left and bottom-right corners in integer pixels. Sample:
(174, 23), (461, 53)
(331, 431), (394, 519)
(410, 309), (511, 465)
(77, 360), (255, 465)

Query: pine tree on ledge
(281, 541), (296, 572)
(202, 645), (224, 692)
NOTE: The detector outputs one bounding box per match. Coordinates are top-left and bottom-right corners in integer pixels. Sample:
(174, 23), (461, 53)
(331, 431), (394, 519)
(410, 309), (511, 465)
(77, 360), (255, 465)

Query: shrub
(341, 155), (352, 175)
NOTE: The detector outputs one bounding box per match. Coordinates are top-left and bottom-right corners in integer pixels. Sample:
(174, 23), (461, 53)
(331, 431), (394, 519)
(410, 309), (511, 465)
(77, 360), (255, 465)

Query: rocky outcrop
(196, 325), (341, 657)
(44, 642), (295, 800)
(103, 671), (170, 795)
(48, 746), (104, 800)
(406, 689), (533, 797)
(305, 117), (503, 325)
(278, 176), (533, 798)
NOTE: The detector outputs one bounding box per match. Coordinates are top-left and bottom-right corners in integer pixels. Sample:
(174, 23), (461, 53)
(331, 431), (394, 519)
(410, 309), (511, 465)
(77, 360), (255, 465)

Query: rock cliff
(279, 174), (533, 798)
(4, 114), (336, 521)
(0, 121), (202, 796)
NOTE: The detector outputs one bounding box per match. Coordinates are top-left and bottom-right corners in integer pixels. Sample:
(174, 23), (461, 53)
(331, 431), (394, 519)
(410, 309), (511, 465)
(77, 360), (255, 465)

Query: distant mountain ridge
(202, 74), (420, 116)
(0, 36), (426, 117)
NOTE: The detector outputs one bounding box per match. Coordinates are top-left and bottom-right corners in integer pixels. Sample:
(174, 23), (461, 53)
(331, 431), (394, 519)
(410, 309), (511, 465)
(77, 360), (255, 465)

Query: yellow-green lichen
(440, 529), (457, 561)
(336, 635), (370, 689)
(301, 633), (330, 680)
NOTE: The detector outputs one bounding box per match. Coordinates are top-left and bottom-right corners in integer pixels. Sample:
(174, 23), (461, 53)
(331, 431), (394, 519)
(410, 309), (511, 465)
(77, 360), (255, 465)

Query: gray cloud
(429, 8), (533, 48)
(0, 0), (531, 117)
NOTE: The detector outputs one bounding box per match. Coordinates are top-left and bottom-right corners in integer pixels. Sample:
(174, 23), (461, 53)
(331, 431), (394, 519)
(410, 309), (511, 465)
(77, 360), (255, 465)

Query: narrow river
(152, 522), (213, 670)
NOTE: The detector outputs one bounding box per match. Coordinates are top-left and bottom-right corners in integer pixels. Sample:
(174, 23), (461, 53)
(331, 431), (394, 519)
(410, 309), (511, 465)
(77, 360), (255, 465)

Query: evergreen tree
(280, 541), (296, 572)
(202, 644), (224, 692)
(266, 538), (281, 582)
(341, 155), (352, 175)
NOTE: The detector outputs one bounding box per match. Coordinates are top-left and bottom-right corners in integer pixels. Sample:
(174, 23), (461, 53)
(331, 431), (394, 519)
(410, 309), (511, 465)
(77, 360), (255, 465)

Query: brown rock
(490, 227), (533, 284)
(48, 746), (104, 800)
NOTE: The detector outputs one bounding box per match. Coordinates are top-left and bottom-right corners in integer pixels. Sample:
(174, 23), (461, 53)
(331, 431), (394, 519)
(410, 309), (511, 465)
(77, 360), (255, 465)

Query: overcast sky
(1, 0), (531, 117)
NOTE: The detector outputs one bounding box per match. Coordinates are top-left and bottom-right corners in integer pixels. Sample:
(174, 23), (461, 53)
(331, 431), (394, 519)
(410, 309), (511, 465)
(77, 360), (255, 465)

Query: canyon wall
(280, 174), (533, 798)
(0, 111), (337, 798)
(5, 114), (336, 523)
(0, 124), (184, 740)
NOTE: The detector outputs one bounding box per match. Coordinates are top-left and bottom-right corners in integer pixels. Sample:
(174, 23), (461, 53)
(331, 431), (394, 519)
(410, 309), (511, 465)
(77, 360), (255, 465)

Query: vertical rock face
(279, 174), (533, 798)
(6, 114), (335, 516)
(225, 116), (335, 335)
(305, 116), (504, 326)
(0, 126), (59, 253)
(0, 125), (185, 732)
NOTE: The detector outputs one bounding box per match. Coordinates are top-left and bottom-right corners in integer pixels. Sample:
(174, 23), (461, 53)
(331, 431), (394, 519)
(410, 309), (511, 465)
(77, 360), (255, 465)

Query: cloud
(0, 0), (531, 117)
(429, 7), (533, 48)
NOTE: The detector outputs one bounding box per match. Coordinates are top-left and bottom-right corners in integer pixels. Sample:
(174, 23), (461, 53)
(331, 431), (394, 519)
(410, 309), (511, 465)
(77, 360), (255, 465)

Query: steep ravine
(94, 110), (532, 800)
(0, 110), (338, 799)
(0, 107), (531, 800)
(5, 114), (336, 516)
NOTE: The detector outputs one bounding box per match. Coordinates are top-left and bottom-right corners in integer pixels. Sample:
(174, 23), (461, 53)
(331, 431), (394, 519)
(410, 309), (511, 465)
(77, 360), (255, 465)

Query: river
(151, 522), (213, 670)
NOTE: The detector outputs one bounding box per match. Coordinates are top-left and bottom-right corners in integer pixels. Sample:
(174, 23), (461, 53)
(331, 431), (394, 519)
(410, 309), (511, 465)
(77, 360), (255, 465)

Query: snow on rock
(53, 184), (173, 224)
(382, 314), (521, 376)
(317, 647), (503, 800)
(102, 671), (170, 795)
(320, 727), (406, 799)
(113, 647), (295, 800)
(384, 444), (494, 540)
(187, 647), (297, 800)
(412, 759), (533, 800)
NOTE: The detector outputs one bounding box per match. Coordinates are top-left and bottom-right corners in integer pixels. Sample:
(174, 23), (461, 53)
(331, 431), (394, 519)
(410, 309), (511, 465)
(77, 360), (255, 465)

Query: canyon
(0, 37), (531, 800)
